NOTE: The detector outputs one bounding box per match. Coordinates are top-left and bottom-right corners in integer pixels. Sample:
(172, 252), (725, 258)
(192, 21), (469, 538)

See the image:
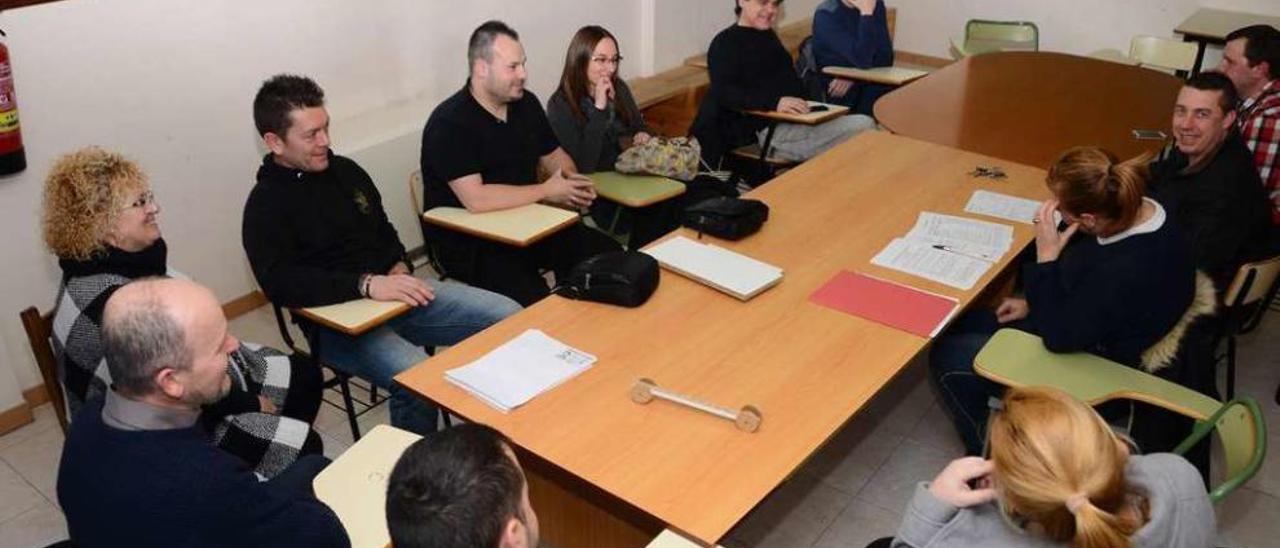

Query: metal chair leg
(337, 375), (361, 442)
(1226, 335), (1237, 401)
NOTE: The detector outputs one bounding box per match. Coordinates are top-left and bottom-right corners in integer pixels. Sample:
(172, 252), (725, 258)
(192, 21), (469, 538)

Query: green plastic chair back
(955, 20), (1039, 57)
(974, 328), (1267, 503)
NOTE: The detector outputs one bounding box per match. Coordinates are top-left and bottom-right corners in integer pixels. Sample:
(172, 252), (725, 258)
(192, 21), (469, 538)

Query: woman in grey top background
(547, 25), (680, 248)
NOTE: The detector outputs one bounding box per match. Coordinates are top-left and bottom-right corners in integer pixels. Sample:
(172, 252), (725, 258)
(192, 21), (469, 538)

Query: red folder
(809, 271), (958, 338)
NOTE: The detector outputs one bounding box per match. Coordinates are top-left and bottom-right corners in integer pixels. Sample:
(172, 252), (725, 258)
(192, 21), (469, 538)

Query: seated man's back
(58, 397), (347, 548)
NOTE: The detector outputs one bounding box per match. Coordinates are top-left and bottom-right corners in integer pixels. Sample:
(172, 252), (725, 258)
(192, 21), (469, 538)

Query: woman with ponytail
(929, 147), (1199, 456)
(887, 386), (1214, 548)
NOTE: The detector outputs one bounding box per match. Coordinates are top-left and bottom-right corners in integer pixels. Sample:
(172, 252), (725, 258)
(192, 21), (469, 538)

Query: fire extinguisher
(0, 27), (26, 176)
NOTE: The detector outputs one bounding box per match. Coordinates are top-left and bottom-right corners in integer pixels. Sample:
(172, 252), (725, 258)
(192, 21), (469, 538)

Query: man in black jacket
(243, 75), (520, 435)
(1149, 72), (1274, 293)
(58, 278), (349, 547)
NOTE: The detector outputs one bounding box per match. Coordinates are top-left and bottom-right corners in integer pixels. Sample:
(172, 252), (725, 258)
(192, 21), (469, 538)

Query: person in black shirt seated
(812, 0), (895, 115)
(243, 75), (520, 435)
(58, 278), (349, 548)
(692, 0), (875, 167)
(1149, 72), (1274, 294)
(421, 20), (620, 306)
(929, 147), (1206, 457)
(386, 423), (538, 548)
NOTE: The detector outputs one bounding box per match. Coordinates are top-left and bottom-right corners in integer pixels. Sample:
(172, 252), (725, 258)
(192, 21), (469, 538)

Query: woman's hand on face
(1034, 199), (1079, 264)
(593, 76), (614, 110)
(632, 131), (653, 146)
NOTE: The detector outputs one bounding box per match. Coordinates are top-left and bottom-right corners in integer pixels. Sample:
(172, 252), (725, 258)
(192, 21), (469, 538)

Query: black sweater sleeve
(547, 90), (610, 173)
(708, 33), (786, 112)
(242, 186), (363, 308)
(1021, 257), (1117, 354)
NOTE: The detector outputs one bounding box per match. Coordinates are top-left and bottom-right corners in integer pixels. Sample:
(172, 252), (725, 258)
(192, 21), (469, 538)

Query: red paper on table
(809, 270), (958, 338)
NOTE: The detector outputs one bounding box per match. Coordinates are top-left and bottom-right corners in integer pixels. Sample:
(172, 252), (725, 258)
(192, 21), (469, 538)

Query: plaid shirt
(1239, 78), (1280, 224)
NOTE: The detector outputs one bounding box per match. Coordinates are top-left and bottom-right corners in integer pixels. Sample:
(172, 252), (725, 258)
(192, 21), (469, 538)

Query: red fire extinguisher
(0, 28), (26, 176)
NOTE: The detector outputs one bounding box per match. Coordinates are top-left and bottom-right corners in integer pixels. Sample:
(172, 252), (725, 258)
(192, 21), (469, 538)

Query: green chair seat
(974, 328), (1266, 503)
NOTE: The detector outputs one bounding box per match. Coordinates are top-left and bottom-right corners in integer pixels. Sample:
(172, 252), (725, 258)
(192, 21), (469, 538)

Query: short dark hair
(102, 279), (192, 396)
(386, 424), (527, 548)
(468, 20), (520, 74)
(1226, 24), (1280, 80)
(734, 0), (784, 16)
(1184, 71), (1240, 114)
(252, 74), (325, 137)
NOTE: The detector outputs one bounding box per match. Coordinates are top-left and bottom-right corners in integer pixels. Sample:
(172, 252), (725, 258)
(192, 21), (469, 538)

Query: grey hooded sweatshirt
(892, 453), (1215, 548)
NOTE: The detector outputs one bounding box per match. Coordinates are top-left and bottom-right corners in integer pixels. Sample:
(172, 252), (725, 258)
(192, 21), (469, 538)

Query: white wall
(892, 0), (1280, 62)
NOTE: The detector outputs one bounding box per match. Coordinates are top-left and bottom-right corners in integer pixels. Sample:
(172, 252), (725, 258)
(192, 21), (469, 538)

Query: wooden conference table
(875, 51), (1182, 169)
(397, 130), (1051, 547)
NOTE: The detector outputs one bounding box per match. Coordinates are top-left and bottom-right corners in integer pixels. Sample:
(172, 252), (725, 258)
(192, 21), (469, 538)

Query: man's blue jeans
(928, 310), (1008, 456)
(313, 280), (520, 434)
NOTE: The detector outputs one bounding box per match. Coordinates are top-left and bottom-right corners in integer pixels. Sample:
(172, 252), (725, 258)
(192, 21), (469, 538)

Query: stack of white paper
(871, 238), (990, 290)
(445, 329), (596, 413)
(904, 212), (1014, 262)
(644, 236), (784, 300)
(964, 190), (1060, 226)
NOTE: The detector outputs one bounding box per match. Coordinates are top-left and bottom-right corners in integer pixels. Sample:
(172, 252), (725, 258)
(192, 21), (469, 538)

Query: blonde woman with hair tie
(880, 386), (1214, 548)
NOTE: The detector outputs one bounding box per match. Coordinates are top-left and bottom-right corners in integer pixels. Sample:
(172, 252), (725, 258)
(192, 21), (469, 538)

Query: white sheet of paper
(444, 329), (596, 413)
(904, 212), (1013, 261)
(871, 238), (991, 290)
(964, 190), (1063, 226)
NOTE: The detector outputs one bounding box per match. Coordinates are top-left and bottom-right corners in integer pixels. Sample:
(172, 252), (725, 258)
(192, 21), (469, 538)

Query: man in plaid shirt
(1218, 24), (1280, 224)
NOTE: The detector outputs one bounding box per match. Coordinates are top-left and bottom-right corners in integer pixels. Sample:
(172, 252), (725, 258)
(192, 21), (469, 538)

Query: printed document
(445, 329), (596, 413)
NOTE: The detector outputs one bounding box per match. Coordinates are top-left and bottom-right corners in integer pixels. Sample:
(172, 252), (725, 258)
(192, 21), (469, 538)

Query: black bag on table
(681, 196), (769, 240)
(554, 251), (660, 307)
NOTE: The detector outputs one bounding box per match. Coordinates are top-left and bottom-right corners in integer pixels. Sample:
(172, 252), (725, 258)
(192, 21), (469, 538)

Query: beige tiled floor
(3, 304), (1280, 547)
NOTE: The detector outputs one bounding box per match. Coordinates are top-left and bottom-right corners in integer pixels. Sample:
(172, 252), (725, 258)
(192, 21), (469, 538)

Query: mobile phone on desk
(809, 104), (830, 112)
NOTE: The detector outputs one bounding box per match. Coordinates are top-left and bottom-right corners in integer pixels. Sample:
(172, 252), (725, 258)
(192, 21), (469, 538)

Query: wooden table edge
(745, 104), (849, 125)
(293, 300), (412, 337)
(598, 184), (687, 208)
(821, 65), (928, 86)
(421, 209), (580, 247)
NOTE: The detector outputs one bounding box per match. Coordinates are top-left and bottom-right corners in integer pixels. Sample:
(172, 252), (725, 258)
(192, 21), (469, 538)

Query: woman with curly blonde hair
(884, 386), (1214, 548)
(42, 147), (323, 478)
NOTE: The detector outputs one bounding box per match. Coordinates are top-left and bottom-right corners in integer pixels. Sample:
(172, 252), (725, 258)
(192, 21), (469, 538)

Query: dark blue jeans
(928, 310), (1008, 456)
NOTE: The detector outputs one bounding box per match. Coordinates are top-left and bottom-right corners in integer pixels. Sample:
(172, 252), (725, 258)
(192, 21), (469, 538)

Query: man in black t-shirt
(420, 20), (619, 306)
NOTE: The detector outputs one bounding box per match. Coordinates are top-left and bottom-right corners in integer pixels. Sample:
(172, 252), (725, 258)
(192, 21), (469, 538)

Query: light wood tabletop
(746, 101), (850, 125)
(422, 203), (580, 247)
(314, 424), (421, 548)
(592, 171), (687, 208)
(294, 299), (411, 337)
(396, 131), (1051, 546)
(1174, 8), (1280, 74)
(823, 65), (930, 86)
(875, 51), (1182, 169)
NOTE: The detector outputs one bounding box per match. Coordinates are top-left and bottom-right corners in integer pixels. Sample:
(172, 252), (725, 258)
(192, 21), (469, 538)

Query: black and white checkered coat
(53, 246), (312, 479)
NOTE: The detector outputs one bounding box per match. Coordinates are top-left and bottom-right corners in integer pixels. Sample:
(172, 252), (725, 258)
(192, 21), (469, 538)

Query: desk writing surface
(1175, 8), (1280, 42)
(823, 65), (930, 86)
(313, 425), (421, 548)
(747, 102), (850, 125)
(592, 171), (686, 208)
(295, 299), (411, 336)
(396, 131), (1050, 544)
(422, 203), (579, 247)
(875, 51), (1181, 169)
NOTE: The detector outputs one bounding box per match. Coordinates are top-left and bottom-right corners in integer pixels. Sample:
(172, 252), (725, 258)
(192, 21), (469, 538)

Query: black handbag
(681, 196), (769, 240)
(555, 251), (660, 307)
